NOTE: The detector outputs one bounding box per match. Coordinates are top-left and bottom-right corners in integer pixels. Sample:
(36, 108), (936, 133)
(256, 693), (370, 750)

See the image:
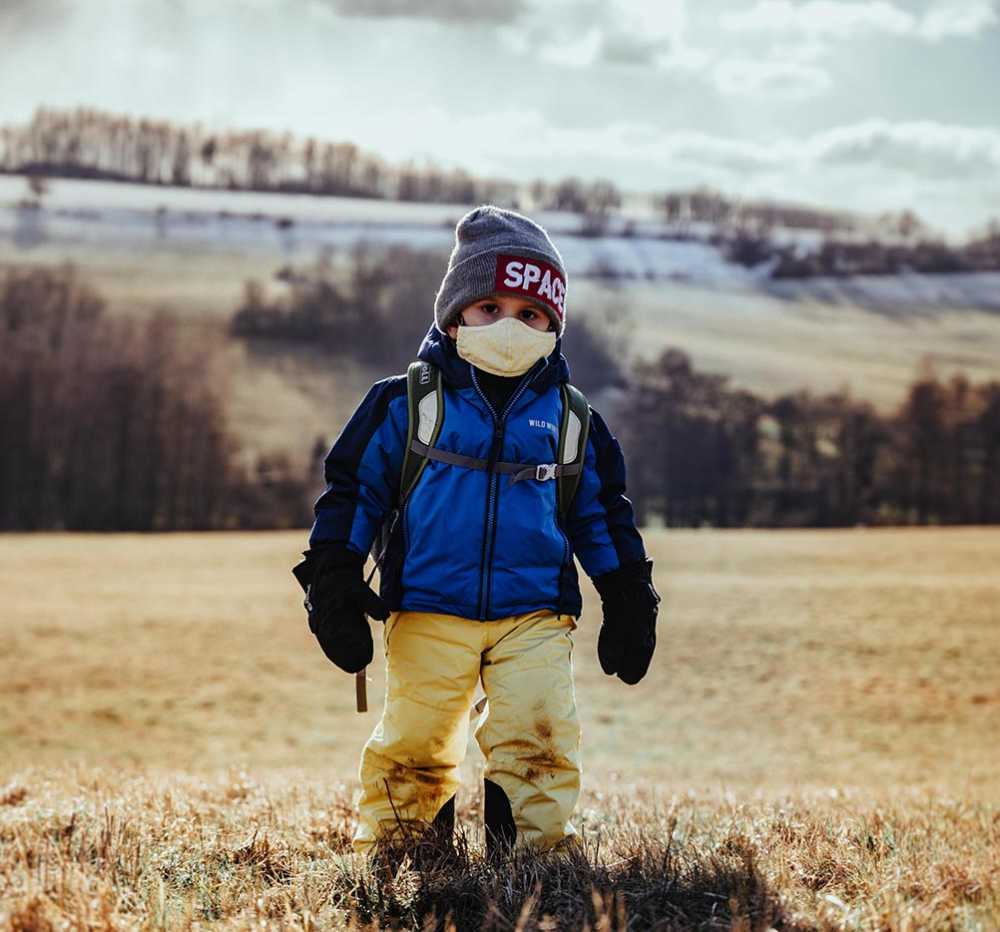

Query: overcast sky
(2, 0), (998, 237)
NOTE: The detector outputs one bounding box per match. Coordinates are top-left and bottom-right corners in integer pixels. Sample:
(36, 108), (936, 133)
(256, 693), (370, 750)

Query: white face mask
(455, 316), (557, 377)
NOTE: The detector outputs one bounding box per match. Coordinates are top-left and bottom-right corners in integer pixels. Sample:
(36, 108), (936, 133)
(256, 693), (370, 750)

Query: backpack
(368, 360), (591, 573)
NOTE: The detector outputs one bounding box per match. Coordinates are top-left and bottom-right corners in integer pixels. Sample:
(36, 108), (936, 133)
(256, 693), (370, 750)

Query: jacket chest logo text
(494, 253), (566, 320)
(529, 418), (558, 434)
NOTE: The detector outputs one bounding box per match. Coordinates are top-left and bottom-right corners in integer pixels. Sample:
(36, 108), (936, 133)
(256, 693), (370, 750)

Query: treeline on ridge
(11, 104), (995, 267)
(717, 225), (1000, 278)
(0, 265), (307, 531)
(1, 106), (619, 220)
(622, 350), (1000, 527)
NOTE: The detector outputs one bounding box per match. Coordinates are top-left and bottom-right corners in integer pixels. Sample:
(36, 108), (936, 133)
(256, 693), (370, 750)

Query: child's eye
(519, 309), (538, 321)
(480, 303), (500, 314)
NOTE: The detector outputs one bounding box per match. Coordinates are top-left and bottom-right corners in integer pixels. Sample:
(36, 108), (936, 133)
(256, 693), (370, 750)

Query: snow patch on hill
(2, 175), (997, 314)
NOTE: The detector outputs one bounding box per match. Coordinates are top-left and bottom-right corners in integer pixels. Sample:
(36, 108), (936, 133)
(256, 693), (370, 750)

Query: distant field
(3, 527), (998, 796)
(2, 527), (999, 929)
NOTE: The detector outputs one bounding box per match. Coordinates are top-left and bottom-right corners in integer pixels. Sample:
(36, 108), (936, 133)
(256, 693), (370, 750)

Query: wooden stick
(356, 668), (368, 713)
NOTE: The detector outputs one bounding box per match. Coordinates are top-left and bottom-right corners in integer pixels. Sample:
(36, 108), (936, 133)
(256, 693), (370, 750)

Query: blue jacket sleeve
(565, 406), (646, 578)
(308, 376), (408, 557)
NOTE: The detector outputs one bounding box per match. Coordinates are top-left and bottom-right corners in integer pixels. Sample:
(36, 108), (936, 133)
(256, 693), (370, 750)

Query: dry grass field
(2, 527), (999, 928)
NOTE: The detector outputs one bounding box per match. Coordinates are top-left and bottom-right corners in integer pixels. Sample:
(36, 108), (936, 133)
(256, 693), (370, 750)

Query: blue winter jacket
(308, 322), (646, 621)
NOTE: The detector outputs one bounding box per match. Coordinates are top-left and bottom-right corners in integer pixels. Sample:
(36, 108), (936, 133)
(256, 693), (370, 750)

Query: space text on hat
(494, 254), (565, 322)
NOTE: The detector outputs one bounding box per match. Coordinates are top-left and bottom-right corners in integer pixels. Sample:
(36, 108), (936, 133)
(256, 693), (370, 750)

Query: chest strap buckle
(535, 463), (558, 481)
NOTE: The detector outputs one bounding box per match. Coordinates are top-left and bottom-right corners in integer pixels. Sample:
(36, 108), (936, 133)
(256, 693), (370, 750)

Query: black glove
(593, 558), (660, 685)
(292, 545), (390, 674)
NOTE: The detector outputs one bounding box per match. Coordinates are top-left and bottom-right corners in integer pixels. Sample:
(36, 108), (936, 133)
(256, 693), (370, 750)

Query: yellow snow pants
(353, 608), (582, 854)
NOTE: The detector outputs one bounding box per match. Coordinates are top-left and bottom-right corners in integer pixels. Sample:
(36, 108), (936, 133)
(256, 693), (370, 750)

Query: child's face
(446, 294), (553, 340)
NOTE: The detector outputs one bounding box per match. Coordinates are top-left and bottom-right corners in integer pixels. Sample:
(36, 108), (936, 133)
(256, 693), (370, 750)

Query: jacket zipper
(470, 359), (549, 620)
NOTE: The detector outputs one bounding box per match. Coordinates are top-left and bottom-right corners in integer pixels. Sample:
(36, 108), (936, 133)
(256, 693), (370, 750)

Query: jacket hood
(416, 321), (570, 392)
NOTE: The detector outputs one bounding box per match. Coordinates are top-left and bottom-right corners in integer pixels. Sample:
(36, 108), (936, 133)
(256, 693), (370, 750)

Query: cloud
(596, 33), (713, 70)
(534, 26), (605, 67)
(611, 0), (688, 46)
(664, 120), (1000, 182)
(807, 119), (1000, 179)
(713, 59), (833, 99)
(497, 0), (714, 72)
(492, 117), (1000, 190)
(722, 1), (913, 39)
(327, 0), (527, 25)
(721, 0), (998, 42)
(766, 39), (834, 62)
(598, 31), (671, 67)
(0, 0), (68, 35)
(917, 1), (999, 39)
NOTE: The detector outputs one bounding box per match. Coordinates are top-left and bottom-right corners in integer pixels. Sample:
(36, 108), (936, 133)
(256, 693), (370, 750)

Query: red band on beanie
(493, 253), (566, 321)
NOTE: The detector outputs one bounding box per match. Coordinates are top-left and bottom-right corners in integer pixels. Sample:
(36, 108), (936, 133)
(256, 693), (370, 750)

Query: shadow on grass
(331, 824), (811, 931)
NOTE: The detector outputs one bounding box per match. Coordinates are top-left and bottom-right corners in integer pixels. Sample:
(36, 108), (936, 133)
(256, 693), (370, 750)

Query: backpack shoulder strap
(556, 382), (591, 521)
(400, 360), (443, 504)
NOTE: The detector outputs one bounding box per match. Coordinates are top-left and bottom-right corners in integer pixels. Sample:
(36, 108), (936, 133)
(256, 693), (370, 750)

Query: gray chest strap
(409, 439), (582, 484)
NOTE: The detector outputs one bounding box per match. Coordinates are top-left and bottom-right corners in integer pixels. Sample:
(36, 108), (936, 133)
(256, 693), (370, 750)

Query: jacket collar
(415, 321), (570, 393)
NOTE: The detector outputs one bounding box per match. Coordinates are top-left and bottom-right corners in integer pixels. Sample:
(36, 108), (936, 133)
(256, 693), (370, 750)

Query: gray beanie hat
(434, 204), (568, 336)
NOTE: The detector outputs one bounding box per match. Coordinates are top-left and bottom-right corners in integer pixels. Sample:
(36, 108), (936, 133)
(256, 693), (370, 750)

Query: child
(295, 205), (660, 856)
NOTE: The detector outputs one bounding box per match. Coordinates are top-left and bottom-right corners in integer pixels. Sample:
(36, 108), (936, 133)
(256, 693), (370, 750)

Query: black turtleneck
(472, 367), (523, 415)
